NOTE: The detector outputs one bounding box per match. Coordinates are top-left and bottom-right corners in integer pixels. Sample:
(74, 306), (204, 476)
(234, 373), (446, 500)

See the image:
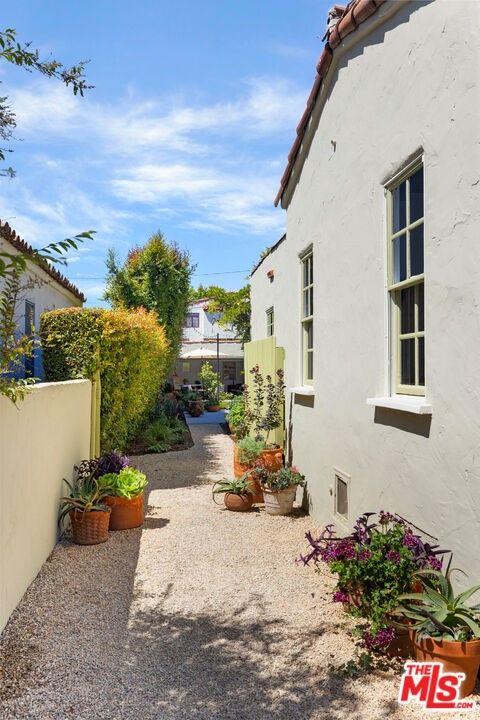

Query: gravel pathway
(0, 424), (478, 719)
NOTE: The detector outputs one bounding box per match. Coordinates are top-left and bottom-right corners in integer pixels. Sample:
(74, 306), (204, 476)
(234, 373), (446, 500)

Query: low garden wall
(0, 379), (91, 633)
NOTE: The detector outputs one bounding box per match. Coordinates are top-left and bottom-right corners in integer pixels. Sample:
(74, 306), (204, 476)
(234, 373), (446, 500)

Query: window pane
(309, 286), (313, 316)
(307, 351), (313, 381)
(409, 168), (423, 222)
(410, 225), (424, 276)
(303, 289), (310, 318)
(392, 181), (406, 233)
(400, 286), (415, 334)
(336, 476), (348, 518)
(417, 284), (424, 332)
(306, 321), (313, 350)
(401, 338), (415, 385)
(303, 257), (309, 289)
(393, 234), (407, 283)
(309, 255), (313, 285)
(418, 337), (425, 386)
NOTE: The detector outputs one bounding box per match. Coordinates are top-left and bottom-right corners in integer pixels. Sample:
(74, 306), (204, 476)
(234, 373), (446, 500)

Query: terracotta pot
(384, 625), (414, 659)
(411, 632), (480, 698)
(206, 404), (221, 412)
(188, 401), (204, 417)
(224, 492), (253, 512)
(233, 446), (283, 504)
(263, 485), (296, 516)
(104, 493), (144, 530)
(69, 508), (111, 545)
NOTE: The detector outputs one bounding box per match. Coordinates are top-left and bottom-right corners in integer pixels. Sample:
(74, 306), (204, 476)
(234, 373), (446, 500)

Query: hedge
(40, 307), (169, 451)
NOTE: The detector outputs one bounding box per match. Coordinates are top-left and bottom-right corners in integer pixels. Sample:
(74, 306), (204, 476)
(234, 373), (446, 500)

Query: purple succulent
(94, 450), (130, 478)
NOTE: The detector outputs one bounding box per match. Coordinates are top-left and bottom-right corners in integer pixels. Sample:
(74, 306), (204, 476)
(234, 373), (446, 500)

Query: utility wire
(68, 269), (250, 280)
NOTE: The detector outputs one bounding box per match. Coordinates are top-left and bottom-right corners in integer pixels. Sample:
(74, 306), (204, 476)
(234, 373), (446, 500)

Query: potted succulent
(257, 465), (305, 516)
(199, 362), (222, 411)
(393, 569), (480, 697)
(299, 511), (449, 657)
(58, 465), (111, 545)
(212, 474), (253, 512)
(97, 467), (148, 530)
(233, 437), (268, 503)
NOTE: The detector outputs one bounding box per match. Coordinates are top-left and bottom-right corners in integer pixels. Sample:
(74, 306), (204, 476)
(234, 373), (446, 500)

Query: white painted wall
(0, 380), (91, 633)
(0, 237), (83, 379)
(251, 1), (480, 580)
(183, 300), (238, 342)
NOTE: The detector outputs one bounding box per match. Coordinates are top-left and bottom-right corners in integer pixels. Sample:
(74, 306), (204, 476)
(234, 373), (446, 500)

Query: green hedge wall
(40, 307), (169, 451)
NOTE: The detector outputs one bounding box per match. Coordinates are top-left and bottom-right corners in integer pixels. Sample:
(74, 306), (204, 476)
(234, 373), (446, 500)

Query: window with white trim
(334, 471), (349, 519)
(301, 250), (313, 384)
(185, 313), (200, 328)
(266, 306), (274, 337)
(387, 162), (424, 395)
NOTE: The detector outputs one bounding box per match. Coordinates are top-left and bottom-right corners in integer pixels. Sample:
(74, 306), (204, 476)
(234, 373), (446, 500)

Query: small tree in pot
(199, 362), (222, 411)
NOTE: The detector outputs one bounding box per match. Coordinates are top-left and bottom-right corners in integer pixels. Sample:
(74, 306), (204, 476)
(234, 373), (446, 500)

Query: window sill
(290, 386), (315, 396)
(366, 395), (432, 415)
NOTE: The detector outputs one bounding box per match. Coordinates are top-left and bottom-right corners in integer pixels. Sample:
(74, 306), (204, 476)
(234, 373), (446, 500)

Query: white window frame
(386, 158), (425, 396)
(300, 249), (313, 385)
(266, 306), (274, 337)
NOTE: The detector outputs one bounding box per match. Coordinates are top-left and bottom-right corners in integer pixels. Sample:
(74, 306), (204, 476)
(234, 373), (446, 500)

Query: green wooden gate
(243, 336), (285, 448)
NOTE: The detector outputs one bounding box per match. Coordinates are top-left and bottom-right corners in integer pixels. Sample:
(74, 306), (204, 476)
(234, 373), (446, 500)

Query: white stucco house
(173, 299), (244, 391)
(0, 221), (86, 379)
(250, 0), (480, 579)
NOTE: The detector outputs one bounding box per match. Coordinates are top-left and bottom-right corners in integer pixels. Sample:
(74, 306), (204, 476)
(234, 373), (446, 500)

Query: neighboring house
(0, 221), (86, 379)
(251, 1), (480, 578)
(173, 299), (244, 390)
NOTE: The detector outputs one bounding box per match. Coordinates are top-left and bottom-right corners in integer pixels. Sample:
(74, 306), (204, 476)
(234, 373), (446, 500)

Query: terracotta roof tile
(274, 0), (385, 207)
(0, 221), (86, 302)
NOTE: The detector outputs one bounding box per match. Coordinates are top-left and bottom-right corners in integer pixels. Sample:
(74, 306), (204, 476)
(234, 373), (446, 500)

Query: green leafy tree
(104, 231), (194, 370)
(0, 27), (93, 401)
(189, 284), (251, 345)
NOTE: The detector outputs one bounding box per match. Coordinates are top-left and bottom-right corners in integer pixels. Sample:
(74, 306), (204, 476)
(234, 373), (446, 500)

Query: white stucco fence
(0, 379), (91, 633)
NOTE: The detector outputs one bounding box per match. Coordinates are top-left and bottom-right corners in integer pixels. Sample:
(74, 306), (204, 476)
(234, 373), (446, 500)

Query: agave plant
(58, 474), (109, 528)
(212, 474), (253, 496)
(393, 569), (480, 641)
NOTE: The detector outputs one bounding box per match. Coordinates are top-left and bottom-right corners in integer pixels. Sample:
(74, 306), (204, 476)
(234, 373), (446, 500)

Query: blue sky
(2, 1), (330, 305)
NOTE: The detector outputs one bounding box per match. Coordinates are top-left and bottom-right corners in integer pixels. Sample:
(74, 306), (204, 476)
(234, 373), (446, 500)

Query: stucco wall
(0, 237), (83, 379)
(0, 380), (91, 633)
(251, 1), (480, 579)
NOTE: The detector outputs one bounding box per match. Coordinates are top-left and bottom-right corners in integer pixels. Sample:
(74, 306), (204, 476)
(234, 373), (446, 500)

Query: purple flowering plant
(299, 511), (449, 649)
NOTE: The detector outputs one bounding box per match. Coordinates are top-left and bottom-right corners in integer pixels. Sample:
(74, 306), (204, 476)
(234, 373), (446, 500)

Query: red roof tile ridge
(0, 220), (86, 302)
(274, 0), (386, 207)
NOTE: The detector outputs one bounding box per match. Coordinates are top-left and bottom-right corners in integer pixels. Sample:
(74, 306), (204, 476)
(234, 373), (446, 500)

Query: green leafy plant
(243, 365), (285, 445)
(40, 306), (169, 451)
(58, 472), (108, 528)
(393, 569), (480, 641)
(300, 512), (450, 649)
(256, 465), (305, 492)
(236, 436), (266, 465)
(97, 467), (148, 500)
(104, 232), (194, 371)
(212, 474), (252, 496)
(189, 284), (251, 345)
(227, 395), (248, 438)
(139, 415), (186, 453)
(199, 362), (221, 405)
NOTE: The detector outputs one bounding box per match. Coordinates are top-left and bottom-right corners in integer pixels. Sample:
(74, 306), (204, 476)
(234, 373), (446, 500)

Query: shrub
(227, 395), (247, 438)
(199, 362), (221, 405)
(236, 436), (265, 465)
(299, 511), (450, 649)
(40, 306), (169, 451)
(139, 415), (186, 453)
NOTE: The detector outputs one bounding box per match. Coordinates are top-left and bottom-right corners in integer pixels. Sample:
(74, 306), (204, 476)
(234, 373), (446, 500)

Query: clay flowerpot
(224, 492), (253, 512)
(69, 508), (111, 545)
(233, 446), (284, 504)
(411, 632), (480, 698)
(263, 485), (296, 516)
(206, 404), (221, 412)
(104, 494), (144, 530)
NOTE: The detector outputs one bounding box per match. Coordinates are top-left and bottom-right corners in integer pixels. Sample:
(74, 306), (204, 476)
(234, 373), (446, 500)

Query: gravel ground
(0, 424), (478, 719)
